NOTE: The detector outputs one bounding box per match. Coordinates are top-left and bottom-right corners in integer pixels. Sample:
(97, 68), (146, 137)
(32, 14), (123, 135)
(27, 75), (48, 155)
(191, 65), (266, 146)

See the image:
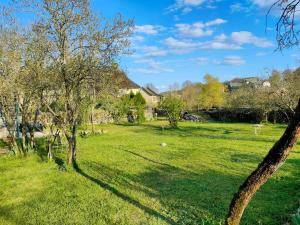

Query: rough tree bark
(67, 122), (77, 165)
(225, 98), (300, 225)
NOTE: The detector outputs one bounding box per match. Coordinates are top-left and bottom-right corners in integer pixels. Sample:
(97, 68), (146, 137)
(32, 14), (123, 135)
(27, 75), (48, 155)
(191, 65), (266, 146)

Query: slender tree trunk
(225, 99), (300, 225)
(67, 122), (77, 164)
(91, 86), (96, 134)
(29, 129), (35, 149)
(264, 112), (268, 123)
(47, 139), (53, 160)
(72, 122), (77, 159)
(21, 114), (27, 153)
(90, 106), (95, 134)
(29, 109), (39, 149)
(67, 137), (75, 164)
(9, 136), (20, 155)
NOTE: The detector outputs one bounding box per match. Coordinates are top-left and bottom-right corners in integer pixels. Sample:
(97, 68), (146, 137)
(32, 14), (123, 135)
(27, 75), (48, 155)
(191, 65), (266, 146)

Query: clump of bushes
(121, 92), (146, 124)
(159, 95), (184, 128)
(99, 91), (147, 124)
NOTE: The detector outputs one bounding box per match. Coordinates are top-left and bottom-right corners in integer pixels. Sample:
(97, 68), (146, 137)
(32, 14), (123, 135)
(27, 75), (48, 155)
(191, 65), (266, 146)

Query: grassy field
(0, 121), (299, 225)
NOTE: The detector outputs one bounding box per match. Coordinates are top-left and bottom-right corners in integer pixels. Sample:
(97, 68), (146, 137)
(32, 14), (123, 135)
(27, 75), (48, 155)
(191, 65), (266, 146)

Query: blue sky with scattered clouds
(3, 0), (300, 91)
(91, 0), (300, 90)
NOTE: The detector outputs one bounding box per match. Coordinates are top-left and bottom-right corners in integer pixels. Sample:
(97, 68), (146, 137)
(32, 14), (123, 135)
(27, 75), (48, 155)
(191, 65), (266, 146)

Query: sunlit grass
(0, 121), (299, 225)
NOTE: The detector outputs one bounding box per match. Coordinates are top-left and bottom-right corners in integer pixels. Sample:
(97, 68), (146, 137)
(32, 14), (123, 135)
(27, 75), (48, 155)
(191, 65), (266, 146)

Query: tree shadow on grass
(72, 160), (177, 225)
(130, 123), (279, 144)
(78, 149), (300, 225)
(33, 138), (67, 171)
(122, 149), (177, 169)
(73, 157), (239, 224)
(230, 153), (263, 163)
(34, 138), (48, 161)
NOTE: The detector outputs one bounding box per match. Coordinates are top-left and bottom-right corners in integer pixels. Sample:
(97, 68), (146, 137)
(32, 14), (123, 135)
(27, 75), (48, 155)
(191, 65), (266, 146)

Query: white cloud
(130, 35), (144, 42)
(132, 30), (273, 62)
(175, 24), (213, 37)
(143, 46), (169, 57)
(214, 33), (227, 41)
(182, 0), (206, 6)
(131, 58), (174, 74)
(212, 32), (273, 48)
(182, 7), (193, 14)
(214, 56), (246, 66)
(163, 37), (241, 53)
(230, 3), (250, 13)
(134, 25), (165, 35)
(207, 41), (242, 50)
(231, 31), (273, 47)
(164, 37), (199, 50)
(205, 18), (227, 27)
(167, 0), (206, 13)
(175, 19), (227, 38)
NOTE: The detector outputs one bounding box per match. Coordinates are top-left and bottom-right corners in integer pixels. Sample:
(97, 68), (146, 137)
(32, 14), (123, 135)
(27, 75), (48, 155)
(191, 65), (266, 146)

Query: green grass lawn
(0, 121), (299, 225)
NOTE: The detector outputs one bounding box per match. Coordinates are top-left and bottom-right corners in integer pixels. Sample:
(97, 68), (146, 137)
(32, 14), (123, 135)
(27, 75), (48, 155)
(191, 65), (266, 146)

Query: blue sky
(91, 0), (300, 91)
(3, 0), (300, 91)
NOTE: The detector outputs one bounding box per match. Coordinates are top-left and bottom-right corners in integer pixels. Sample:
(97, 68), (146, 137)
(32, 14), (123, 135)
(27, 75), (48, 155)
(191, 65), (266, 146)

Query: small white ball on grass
(161, 143), (167, 147)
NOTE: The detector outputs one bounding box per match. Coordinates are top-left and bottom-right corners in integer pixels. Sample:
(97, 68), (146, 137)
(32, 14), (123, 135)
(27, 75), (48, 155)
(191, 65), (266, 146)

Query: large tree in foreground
(226, 101), (300, 225)
(13, 0), (133, 164)
(226, 1), (300, 224)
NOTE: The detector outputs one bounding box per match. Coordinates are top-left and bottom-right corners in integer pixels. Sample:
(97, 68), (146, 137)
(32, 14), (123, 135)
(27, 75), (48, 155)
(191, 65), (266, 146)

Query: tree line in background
(0, 0), (133, 163)
(161, 68), (300, 125)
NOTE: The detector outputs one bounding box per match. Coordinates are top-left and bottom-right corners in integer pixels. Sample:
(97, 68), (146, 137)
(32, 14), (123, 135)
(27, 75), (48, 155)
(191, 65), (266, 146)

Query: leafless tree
(269, 0), (300, 50)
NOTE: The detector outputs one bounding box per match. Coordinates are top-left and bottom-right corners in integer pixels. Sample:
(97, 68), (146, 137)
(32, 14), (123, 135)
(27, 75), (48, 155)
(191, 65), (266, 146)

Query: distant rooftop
(142, 87), (160, 96)
(116, 70), (140, 89)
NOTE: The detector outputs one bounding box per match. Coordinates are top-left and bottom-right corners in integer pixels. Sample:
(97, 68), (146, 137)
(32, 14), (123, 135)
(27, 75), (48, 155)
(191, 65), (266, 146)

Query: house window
(152, 96), (157, 102)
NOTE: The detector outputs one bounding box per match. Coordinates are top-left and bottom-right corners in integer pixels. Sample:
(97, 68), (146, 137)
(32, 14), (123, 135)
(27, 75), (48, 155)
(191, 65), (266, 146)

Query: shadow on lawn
(130, 123), (279, 144)
(72, 160), (178, 225)
(72, 158), (239, 224)
(123, 149), (177, 168)
(76, 149), (300, 225)
(230, 153), (263, 163)
(33, 138), (67, 171)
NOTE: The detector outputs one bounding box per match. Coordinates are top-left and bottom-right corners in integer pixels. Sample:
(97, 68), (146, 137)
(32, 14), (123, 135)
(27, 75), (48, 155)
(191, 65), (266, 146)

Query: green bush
(159, 95), (184, 128)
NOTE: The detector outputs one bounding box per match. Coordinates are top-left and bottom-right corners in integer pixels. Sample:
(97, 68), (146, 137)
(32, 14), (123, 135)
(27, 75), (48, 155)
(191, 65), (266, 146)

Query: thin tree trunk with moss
(226, 98), (300, 225)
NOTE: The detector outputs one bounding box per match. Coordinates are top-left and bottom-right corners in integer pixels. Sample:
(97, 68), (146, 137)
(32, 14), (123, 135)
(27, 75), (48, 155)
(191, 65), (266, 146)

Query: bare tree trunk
(67, 137), (74, 164)
(47, 139), (53, 160)
(91, 86), (96, 134)
(21, 114), (27, 154)
(90, 106), (95, 134)
(225, 99), (300, 225)
(67, 122), (77, 164)
(29, 129), (35, 149)
(29, 109), (40, 149)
